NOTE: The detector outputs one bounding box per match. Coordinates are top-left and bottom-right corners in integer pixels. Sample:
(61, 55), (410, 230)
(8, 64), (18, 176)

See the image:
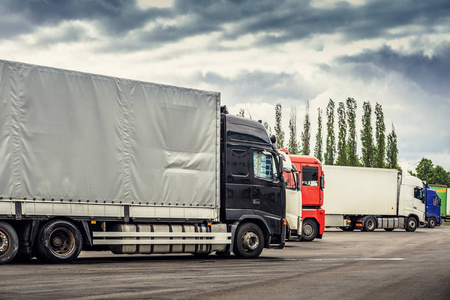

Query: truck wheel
(405, 217), (417, 232)
(233, 223), (264, 259)
(35, 219), (83, 263)
(301, 219), (317, 242)
(428, 217), (436, 228)
(364, 217), (377, 232)
(0, 222), (19, 264)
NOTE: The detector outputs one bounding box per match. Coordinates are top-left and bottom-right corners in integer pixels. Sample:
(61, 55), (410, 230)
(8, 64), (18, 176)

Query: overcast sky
(1, 0), (449, 171)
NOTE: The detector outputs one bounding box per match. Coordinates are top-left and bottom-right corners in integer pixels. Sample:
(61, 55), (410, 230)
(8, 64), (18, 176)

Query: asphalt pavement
(1, 226), (449, 299)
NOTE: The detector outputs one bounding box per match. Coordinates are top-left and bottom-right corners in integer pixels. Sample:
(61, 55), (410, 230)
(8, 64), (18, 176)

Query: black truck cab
(220, 112), (286, 257)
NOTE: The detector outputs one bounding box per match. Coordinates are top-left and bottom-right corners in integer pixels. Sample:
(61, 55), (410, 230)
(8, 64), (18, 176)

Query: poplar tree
(314, 108), (323, 162)
(288, 106), (299, 154)
(346, 97), (358, 166)
(361, 101), (375, 167)
(324, 99), (335, 165)
(274, 101), (285, 149)
(263, 121), (272, 136)
(301, 101), (311, 155)
(386, 124), (399, 169)
(336, 102), (347, 166)
(374, 103), (386, 168)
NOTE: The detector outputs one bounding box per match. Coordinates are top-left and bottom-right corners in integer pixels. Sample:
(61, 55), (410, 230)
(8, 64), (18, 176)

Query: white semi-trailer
(322, 166), (426, 232)
(0, 60), (287, 264)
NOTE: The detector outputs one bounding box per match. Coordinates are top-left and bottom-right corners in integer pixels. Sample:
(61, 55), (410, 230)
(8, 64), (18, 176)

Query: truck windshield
(254, 151), (278, 180)
(302, 166), (318, 187)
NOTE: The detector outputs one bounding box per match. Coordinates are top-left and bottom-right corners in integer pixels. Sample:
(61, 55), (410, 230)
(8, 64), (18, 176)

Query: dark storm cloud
(136, 0), (450, 47)
(2, 0), (449, 50)
(337, 44), (450, 96)
(171, 0), (450, 45)
(238, 0), (450, 46)
(0, 0), (169, 39)
(37, 25), (92, 46)
(197, 70), (317, 104)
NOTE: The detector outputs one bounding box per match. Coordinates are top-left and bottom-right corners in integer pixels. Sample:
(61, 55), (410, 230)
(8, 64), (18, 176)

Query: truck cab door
(300, 165), (321, 207)
(251, 150), (284, 222)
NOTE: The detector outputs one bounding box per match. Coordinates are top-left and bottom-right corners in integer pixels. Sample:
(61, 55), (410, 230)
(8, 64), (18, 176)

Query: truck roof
(288, 154), (321, 165)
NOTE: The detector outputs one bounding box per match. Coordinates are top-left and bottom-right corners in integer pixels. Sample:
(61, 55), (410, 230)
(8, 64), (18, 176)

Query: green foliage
(324, 99), (335, 165)
(301, 101), (311, 155)
(374, 103), (386, 168)
(263, 121), (272, 136)
(432, 165), (450, 186)
(386, 124), (399, 169)
(411, 158), (450, 186)
(336, 102), (347, 166)
(346, 97), (358, 166)
(288, 106), (298, 154)
(314, 108), (323, 162)
(360, 101), (375, 167)
(274, 101), (285, 149)
(237, 108), (245, 118)
(411, 158), (434, 182)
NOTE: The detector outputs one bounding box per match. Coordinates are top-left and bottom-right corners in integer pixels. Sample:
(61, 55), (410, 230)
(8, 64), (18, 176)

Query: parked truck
(0, 60), (287, 264)
(423, 184), (441, 228)
(322, 165), (426, 232)
(280, 152), (302, 241)
(281, 150), (325, 241)
(429, 184), (448, 222)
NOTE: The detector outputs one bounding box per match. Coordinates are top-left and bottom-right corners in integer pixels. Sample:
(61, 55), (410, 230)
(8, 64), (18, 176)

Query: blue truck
(424, 183), (442, 228)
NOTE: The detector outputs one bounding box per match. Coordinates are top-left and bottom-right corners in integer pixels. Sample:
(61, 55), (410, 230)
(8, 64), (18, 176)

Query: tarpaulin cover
(0, 60), (220, 207)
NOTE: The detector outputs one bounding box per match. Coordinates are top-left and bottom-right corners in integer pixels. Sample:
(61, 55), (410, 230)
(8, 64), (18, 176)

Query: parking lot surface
(1, 226), (449, 299)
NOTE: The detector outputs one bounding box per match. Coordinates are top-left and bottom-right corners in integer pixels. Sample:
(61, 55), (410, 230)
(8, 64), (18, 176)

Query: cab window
(434, 196), (441, 206)
(230, 149), (249, 176)
(254, 151), (278, 180)
(414, 187), (424, 202)
(285, 171), (298, 190)
(302, 166), (318, 187)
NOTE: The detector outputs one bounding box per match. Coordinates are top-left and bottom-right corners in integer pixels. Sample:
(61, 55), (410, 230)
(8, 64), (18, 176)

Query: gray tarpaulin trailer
(0, 60), (286, 264)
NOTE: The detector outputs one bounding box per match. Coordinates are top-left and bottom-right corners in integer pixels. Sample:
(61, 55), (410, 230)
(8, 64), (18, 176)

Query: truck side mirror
(320, 175), (324, 190)
(270, 135), (277, 144)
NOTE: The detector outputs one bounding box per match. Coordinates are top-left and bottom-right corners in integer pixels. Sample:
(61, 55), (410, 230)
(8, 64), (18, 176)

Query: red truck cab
(282, 150), (325, 241)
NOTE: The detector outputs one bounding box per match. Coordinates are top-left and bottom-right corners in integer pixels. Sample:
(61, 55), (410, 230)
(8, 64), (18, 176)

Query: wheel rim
(303, 224), (314, 237)
(0, 229), (11, 258)
(408, 219), (416, 228)
(48, 227), (76, 257)
(367, 219), (375, 230)
(242, 231), (259, 251)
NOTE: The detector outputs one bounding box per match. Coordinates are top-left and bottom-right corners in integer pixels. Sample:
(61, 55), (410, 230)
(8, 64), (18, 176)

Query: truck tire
(301, 219), (317, 242)
(363, 217), (377, 232)
(35, 219), (83, 263)
(405, 217), (418, 232)
(0, 222), (19, 264)
(428, 217), (436, 228)
(233, 223), (264, 259)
